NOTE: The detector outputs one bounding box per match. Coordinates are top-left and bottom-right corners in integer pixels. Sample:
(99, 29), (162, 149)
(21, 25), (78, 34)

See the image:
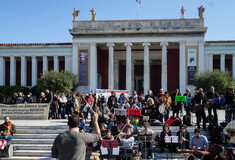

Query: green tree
(194, 69), (235, 94)
(37, 70), (79, 94)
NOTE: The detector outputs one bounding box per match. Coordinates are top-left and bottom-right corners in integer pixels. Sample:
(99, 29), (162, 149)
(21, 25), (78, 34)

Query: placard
(114, 108), (127, 116)
(186, 97), (193, 103)
(128, 109), (142, 116)
(78, 47), (89, 86)
(0, 104), (50, 120)
(101, 140), (118, 148)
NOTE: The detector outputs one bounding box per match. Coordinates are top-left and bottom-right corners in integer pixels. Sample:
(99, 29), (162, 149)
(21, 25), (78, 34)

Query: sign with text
(114, 108), (127, 116)
(0, 104), (50, 120)
(78, 48), (89, 86)
(187, 48), (198, 85)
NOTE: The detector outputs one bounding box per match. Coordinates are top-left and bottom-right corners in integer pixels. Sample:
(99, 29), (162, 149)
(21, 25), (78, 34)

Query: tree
(37, 70), (79, 94)
(194, 70), (235, 94)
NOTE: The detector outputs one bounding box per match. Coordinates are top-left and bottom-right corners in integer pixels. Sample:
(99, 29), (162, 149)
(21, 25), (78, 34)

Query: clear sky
(0, 0), (234, 43)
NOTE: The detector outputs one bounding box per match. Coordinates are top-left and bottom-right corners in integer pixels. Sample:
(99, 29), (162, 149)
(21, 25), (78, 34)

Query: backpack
(166, 116), (182, 126)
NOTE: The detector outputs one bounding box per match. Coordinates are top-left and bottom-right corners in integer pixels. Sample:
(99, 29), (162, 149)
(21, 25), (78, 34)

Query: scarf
(3, 122), (12, 136)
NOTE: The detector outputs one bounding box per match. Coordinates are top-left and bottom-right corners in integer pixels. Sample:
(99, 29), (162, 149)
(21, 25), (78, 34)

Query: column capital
(106, 42), (115, 47)
(32, 55), (36, 59)
(21, 56), (25, 58)
(124, 42), (133, 47)
(142, 42), (151, 47)
(198, 40), (204, 44)
(90, 42), (96, 46)
(160, 41), (169, 47)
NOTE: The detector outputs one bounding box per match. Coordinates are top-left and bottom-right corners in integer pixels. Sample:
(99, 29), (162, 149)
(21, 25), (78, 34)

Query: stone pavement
(1, 109), (226, 160)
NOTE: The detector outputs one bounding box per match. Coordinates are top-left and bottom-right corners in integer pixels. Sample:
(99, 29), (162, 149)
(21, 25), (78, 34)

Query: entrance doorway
(135, 76), (144, 94)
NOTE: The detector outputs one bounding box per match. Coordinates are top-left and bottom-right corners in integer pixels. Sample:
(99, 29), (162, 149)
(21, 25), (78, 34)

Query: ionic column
(32, 56), (37, 86)
(142, 42), (151, 95)
(220, 53), (225, 71)
(160, 41), (169, 92)
(54, 56), (59, 71)
(21, 56), (26, 86)
(198, 40), (205, 71)
(65, 56), (69, 71)
(114, 60), (119, 89)
(209, 54), (213, 71)
(72, 43), (78, 75)
(179, 41), (186, 93)
(124, 42), (133, 94)
(90, 42), (97, 91)
(43, 56), (48, 74)
(10, 56), (16, 86)
(107, 42), (115, 89)
(0, 56), (5, 86)
(233, 54), (235, 76)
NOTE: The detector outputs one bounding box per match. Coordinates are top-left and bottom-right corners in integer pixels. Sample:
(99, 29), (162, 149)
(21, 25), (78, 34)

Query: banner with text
(0, 103), (50, 120)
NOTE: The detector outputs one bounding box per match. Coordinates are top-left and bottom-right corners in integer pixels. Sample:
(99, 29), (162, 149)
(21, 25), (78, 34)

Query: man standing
(206, 86), (219, 123)
(191, 88), (207, 131)
(171, 88), (182, 118)
(0, 116), (16, 142)
(138, 122), (154, 159)
(51, 113), (101, 160)
(183, 88), (194, 126)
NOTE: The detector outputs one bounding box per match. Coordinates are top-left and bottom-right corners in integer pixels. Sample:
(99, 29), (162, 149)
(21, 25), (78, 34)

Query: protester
(51, 113), (101, 160)
(145, 90), (155, 103)
(10, 93), (18, 104)
(0, 116), (16, 142)
(16, 92), (25, 104)
(223, 120), (235, 146)
(25, 92), (34, 103)
(225, 88), (235, 123)
(58, 93), (68, 119)
(38, 92), (48, 103)
(108, 91), (117, 108)
(66, 93), (74, 118)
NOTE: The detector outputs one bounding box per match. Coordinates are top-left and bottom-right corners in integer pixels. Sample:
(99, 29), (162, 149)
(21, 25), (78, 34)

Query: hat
(194, 128), (201, 133)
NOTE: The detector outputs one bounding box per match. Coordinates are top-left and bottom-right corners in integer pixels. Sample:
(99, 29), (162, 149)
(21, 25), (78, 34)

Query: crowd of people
(4, 86), (235, 159)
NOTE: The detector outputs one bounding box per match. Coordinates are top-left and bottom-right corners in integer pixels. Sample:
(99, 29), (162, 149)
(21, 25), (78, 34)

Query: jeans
(139, 142), (153, 158)
(0, 135), (13, 142)
(164, 108), (170, 122)
(60, 105), (66, 119)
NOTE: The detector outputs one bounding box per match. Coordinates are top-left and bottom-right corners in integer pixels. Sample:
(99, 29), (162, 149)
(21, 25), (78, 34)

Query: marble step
(14, 144), (52, 150)
(14, 134), (58, 139)
(13, 150), (51, 157)
(11, 139), (54, 144)
(16, 129), (66, 134)
(1, 157), (54, 160)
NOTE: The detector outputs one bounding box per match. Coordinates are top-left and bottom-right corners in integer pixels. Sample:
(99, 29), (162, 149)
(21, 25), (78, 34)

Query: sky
(0, 0), (235, 43)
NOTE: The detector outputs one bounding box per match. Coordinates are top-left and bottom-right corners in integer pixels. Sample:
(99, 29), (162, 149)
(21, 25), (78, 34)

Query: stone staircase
(1, 109), (226, 160)
(1, 120), (67, 160)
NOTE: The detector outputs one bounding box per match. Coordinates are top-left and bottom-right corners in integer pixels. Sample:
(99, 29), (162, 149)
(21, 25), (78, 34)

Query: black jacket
(177, 130), (190, 149)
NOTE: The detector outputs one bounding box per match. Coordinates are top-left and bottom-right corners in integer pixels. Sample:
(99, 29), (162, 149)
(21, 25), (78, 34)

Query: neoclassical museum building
(0, 17), (235, 95)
